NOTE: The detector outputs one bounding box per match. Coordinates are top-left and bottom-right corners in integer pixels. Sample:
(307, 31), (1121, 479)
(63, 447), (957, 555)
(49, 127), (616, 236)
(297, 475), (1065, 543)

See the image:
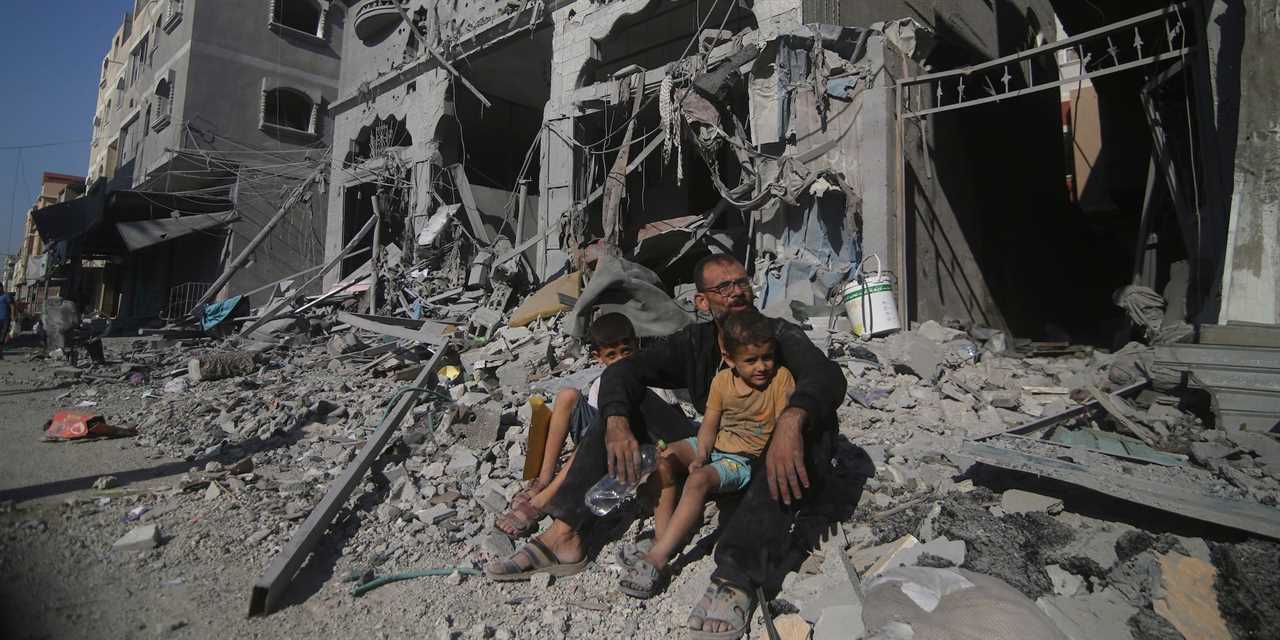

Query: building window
(270, 0), (326, 39)
(261, 86), (318, 136)
(163, 0), (183, 32)
(129, 35), (149, 86)
(152, 73), (174, 132)
(114, 78), (125, 109)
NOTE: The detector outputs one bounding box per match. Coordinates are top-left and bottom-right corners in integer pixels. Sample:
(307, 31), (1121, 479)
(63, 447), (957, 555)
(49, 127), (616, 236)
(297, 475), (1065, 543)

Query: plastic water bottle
(584, 444), (659, 516)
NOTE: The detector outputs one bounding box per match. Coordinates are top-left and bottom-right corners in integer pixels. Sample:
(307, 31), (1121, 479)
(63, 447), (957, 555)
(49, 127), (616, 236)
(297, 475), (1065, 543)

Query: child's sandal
(618, 557), (664, 599)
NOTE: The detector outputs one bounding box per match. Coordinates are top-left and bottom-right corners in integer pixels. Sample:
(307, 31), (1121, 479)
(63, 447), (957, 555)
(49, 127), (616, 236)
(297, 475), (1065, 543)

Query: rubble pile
(11, 300), (1280, 640)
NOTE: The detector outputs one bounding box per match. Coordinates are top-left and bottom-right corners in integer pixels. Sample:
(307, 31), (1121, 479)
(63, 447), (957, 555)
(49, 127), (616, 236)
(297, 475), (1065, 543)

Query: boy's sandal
(494, 500), (543, 537)
(618, 557), (664, 599)
(613, 540), (651, 569)
(510, 479), (549, 510)
(483, 538), (589, 582)
(687, 580), (755, 640)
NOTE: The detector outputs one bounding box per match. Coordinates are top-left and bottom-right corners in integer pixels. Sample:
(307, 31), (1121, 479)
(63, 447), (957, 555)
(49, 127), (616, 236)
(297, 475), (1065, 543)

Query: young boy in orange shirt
(618, 307), (794, 598)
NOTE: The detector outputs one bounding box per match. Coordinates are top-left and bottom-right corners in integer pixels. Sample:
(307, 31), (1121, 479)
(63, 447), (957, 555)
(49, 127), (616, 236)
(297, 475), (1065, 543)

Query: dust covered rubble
(22, 314), (1280, 640)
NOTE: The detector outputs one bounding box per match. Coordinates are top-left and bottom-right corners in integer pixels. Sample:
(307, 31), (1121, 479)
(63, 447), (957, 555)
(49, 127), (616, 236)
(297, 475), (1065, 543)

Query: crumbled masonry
(4, 310), (1278, 638)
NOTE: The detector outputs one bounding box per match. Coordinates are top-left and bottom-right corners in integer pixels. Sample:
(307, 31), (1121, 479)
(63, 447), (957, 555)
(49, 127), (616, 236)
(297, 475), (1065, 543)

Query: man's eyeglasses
(700, 276), (752, 296)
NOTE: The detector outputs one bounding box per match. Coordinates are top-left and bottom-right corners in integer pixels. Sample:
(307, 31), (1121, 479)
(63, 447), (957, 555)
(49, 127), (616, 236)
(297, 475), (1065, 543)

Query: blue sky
(1, 1), (133, 257)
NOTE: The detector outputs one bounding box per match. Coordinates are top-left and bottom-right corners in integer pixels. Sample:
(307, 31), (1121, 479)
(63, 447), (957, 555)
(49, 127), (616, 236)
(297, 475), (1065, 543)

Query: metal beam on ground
(248, 347), (449, 616)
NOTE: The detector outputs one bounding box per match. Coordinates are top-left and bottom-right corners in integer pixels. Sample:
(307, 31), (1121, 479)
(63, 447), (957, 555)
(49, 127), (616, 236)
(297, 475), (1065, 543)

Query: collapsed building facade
(325, 0), (1277, 424)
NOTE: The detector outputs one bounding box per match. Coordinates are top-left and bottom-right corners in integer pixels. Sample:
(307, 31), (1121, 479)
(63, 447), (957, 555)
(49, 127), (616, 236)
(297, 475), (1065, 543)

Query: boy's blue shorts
(567, 392), (599, 444)
(681, 436), (755, 493)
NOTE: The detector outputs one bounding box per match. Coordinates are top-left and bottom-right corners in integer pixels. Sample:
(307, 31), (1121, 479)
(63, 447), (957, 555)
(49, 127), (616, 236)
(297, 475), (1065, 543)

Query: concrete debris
(112, 525), (160, 551)
(9, 205), (1273, 638)
(1000, 489), (1064, 515)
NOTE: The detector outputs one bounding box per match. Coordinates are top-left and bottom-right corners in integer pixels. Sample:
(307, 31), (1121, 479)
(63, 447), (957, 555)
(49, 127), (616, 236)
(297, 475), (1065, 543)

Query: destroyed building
(29, 0), (344, 325)
(3, 1), (1280, 639)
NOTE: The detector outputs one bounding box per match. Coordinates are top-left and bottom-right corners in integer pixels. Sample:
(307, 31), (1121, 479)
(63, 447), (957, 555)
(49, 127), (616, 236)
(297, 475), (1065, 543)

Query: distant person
(0, 287), (14, 358)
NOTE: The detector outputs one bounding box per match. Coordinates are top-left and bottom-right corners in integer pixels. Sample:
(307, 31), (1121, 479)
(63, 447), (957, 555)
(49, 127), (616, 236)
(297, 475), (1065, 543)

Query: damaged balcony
(353, 0), (403, 43)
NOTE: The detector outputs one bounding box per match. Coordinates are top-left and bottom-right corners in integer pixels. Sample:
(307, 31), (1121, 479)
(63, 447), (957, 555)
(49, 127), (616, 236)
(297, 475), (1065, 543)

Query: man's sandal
(618, 557), (664, 599)
(688, 580), (755, 640)
(483, 538), (588, 582)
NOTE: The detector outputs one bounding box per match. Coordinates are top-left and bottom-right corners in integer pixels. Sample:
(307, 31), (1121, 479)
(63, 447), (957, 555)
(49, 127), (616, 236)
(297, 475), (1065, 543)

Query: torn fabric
(568, 256), (691, 338)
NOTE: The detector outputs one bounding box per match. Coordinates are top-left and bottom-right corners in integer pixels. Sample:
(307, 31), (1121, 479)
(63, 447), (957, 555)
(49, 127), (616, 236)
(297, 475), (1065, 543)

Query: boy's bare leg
(645, 465), (719, 569)
(536, 388), (581, 489)
(528, 451), (575, 511)
(654, 441), (695, 538)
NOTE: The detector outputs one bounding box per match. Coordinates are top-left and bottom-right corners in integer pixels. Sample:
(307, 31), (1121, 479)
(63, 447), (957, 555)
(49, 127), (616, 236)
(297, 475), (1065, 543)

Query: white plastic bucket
(842, 255), (901, 337)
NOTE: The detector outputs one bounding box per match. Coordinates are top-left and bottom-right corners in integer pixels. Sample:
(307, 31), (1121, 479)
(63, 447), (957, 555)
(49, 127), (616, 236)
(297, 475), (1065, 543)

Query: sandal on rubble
(687, 580), (756, 640)
(618, 556), (664, 599)
(495, 500), (543, 537)
(483, 538), (589, 582)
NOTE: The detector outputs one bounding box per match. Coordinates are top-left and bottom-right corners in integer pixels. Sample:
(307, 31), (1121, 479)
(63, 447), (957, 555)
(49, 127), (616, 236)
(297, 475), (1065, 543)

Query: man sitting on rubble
(486, 255), (847, 640)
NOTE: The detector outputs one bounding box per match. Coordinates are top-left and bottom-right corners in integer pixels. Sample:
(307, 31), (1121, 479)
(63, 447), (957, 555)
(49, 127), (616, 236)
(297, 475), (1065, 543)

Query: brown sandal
(484, 538), (589, 582)
(495, 500), (544, 537)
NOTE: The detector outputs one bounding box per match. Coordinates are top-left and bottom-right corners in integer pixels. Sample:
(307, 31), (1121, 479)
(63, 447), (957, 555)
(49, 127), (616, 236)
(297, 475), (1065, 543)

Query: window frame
(259, 83), (321, 139)
(267, 0), (329, 43)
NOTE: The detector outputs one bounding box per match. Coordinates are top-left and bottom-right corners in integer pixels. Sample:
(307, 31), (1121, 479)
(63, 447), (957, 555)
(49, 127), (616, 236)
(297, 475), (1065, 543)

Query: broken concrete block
(425, 461), (446, 479)
(1151, 552), (1231, 640)
(813, 604), (864, 640)
(113, 525), (160, 551)
(92, 475), (117, 490)
(858, 534), (919, 577)
(1000, 489), (1063, 515)
(446, 446), (479, 475)
(916, 320), (965, 343)
(327, 333), (364, 356)
(475, 490), (507, 514)
(416, 504), (456, 525)
(755, 613), (811, 640)
(1037, 589), (1137, 640)
(1045, 564), (1083, 596)
(481, 532), (515, 560)
(1189, 441), (1235, 466)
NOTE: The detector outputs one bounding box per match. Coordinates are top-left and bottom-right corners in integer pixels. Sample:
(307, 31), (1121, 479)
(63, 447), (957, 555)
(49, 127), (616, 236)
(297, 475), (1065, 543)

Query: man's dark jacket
(597, 317), (846, 431)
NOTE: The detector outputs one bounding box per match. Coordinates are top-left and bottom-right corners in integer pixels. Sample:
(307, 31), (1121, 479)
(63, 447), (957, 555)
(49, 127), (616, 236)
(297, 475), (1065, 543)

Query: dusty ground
(0, 337), (724, 640)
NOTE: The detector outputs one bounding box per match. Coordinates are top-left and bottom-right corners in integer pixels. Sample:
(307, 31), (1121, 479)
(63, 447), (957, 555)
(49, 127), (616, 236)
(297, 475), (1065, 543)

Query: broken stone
(1037, 589), (1137, 640)
(204, 482), (224, 500)
(446, 446), (479, 475)
(1151, 552), (1231, 640)
(756, 613), (811, 640)
(813, 604), (864, 640)
(1045, 564), (1083, 596)
(92, 475), (117, 490)
(481, 532), (515, 560)
(530, 572), (553, 589)
(1000, 489), (1063, 515)
(113, 525), (160, 551)
(417, 504), (456, 525)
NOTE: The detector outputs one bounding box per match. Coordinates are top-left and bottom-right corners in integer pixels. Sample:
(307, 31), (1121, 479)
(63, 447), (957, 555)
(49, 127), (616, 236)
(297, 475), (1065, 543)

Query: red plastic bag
(43, 410), (137, 442)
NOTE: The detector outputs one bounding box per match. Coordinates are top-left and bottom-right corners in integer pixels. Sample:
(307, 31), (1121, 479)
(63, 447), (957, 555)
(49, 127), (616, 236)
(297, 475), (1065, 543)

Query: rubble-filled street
(4, 1), (1280, 639)
(4, 311), (1279, 639)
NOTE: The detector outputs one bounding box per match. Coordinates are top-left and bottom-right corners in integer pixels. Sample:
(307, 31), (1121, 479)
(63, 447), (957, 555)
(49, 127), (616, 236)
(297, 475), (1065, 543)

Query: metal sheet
(115, 211), (238, 251)
(959, 440), (1280, 540)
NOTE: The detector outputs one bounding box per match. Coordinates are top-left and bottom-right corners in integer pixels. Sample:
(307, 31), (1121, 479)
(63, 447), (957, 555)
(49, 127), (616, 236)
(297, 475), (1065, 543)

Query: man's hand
(605, 415), (640, 485)
(766, 408), (809, 505)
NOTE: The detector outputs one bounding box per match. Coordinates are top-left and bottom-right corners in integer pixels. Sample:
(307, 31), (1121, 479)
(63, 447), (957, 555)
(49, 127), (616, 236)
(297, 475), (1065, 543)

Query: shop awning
(115, 210), (239, 251)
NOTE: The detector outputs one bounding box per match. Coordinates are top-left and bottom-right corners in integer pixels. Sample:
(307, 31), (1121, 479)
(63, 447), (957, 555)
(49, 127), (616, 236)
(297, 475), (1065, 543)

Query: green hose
(350, 566), (482, 597)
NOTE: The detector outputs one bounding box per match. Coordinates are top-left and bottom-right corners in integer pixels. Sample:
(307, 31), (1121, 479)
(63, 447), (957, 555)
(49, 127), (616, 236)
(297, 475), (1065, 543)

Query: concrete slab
(1001, 489), (1064, 515)
(1037, 590), (1136, 640)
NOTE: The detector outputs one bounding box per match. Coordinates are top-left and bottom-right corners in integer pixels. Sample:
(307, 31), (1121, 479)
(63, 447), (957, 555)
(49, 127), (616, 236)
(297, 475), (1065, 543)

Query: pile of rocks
(21, 310), (1280, 640)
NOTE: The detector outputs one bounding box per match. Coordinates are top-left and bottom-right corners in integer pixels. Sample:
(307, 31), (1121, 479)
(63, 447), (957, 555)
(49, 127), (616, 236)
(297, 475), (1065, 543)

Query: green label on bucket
(842, 283), (893, 302)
